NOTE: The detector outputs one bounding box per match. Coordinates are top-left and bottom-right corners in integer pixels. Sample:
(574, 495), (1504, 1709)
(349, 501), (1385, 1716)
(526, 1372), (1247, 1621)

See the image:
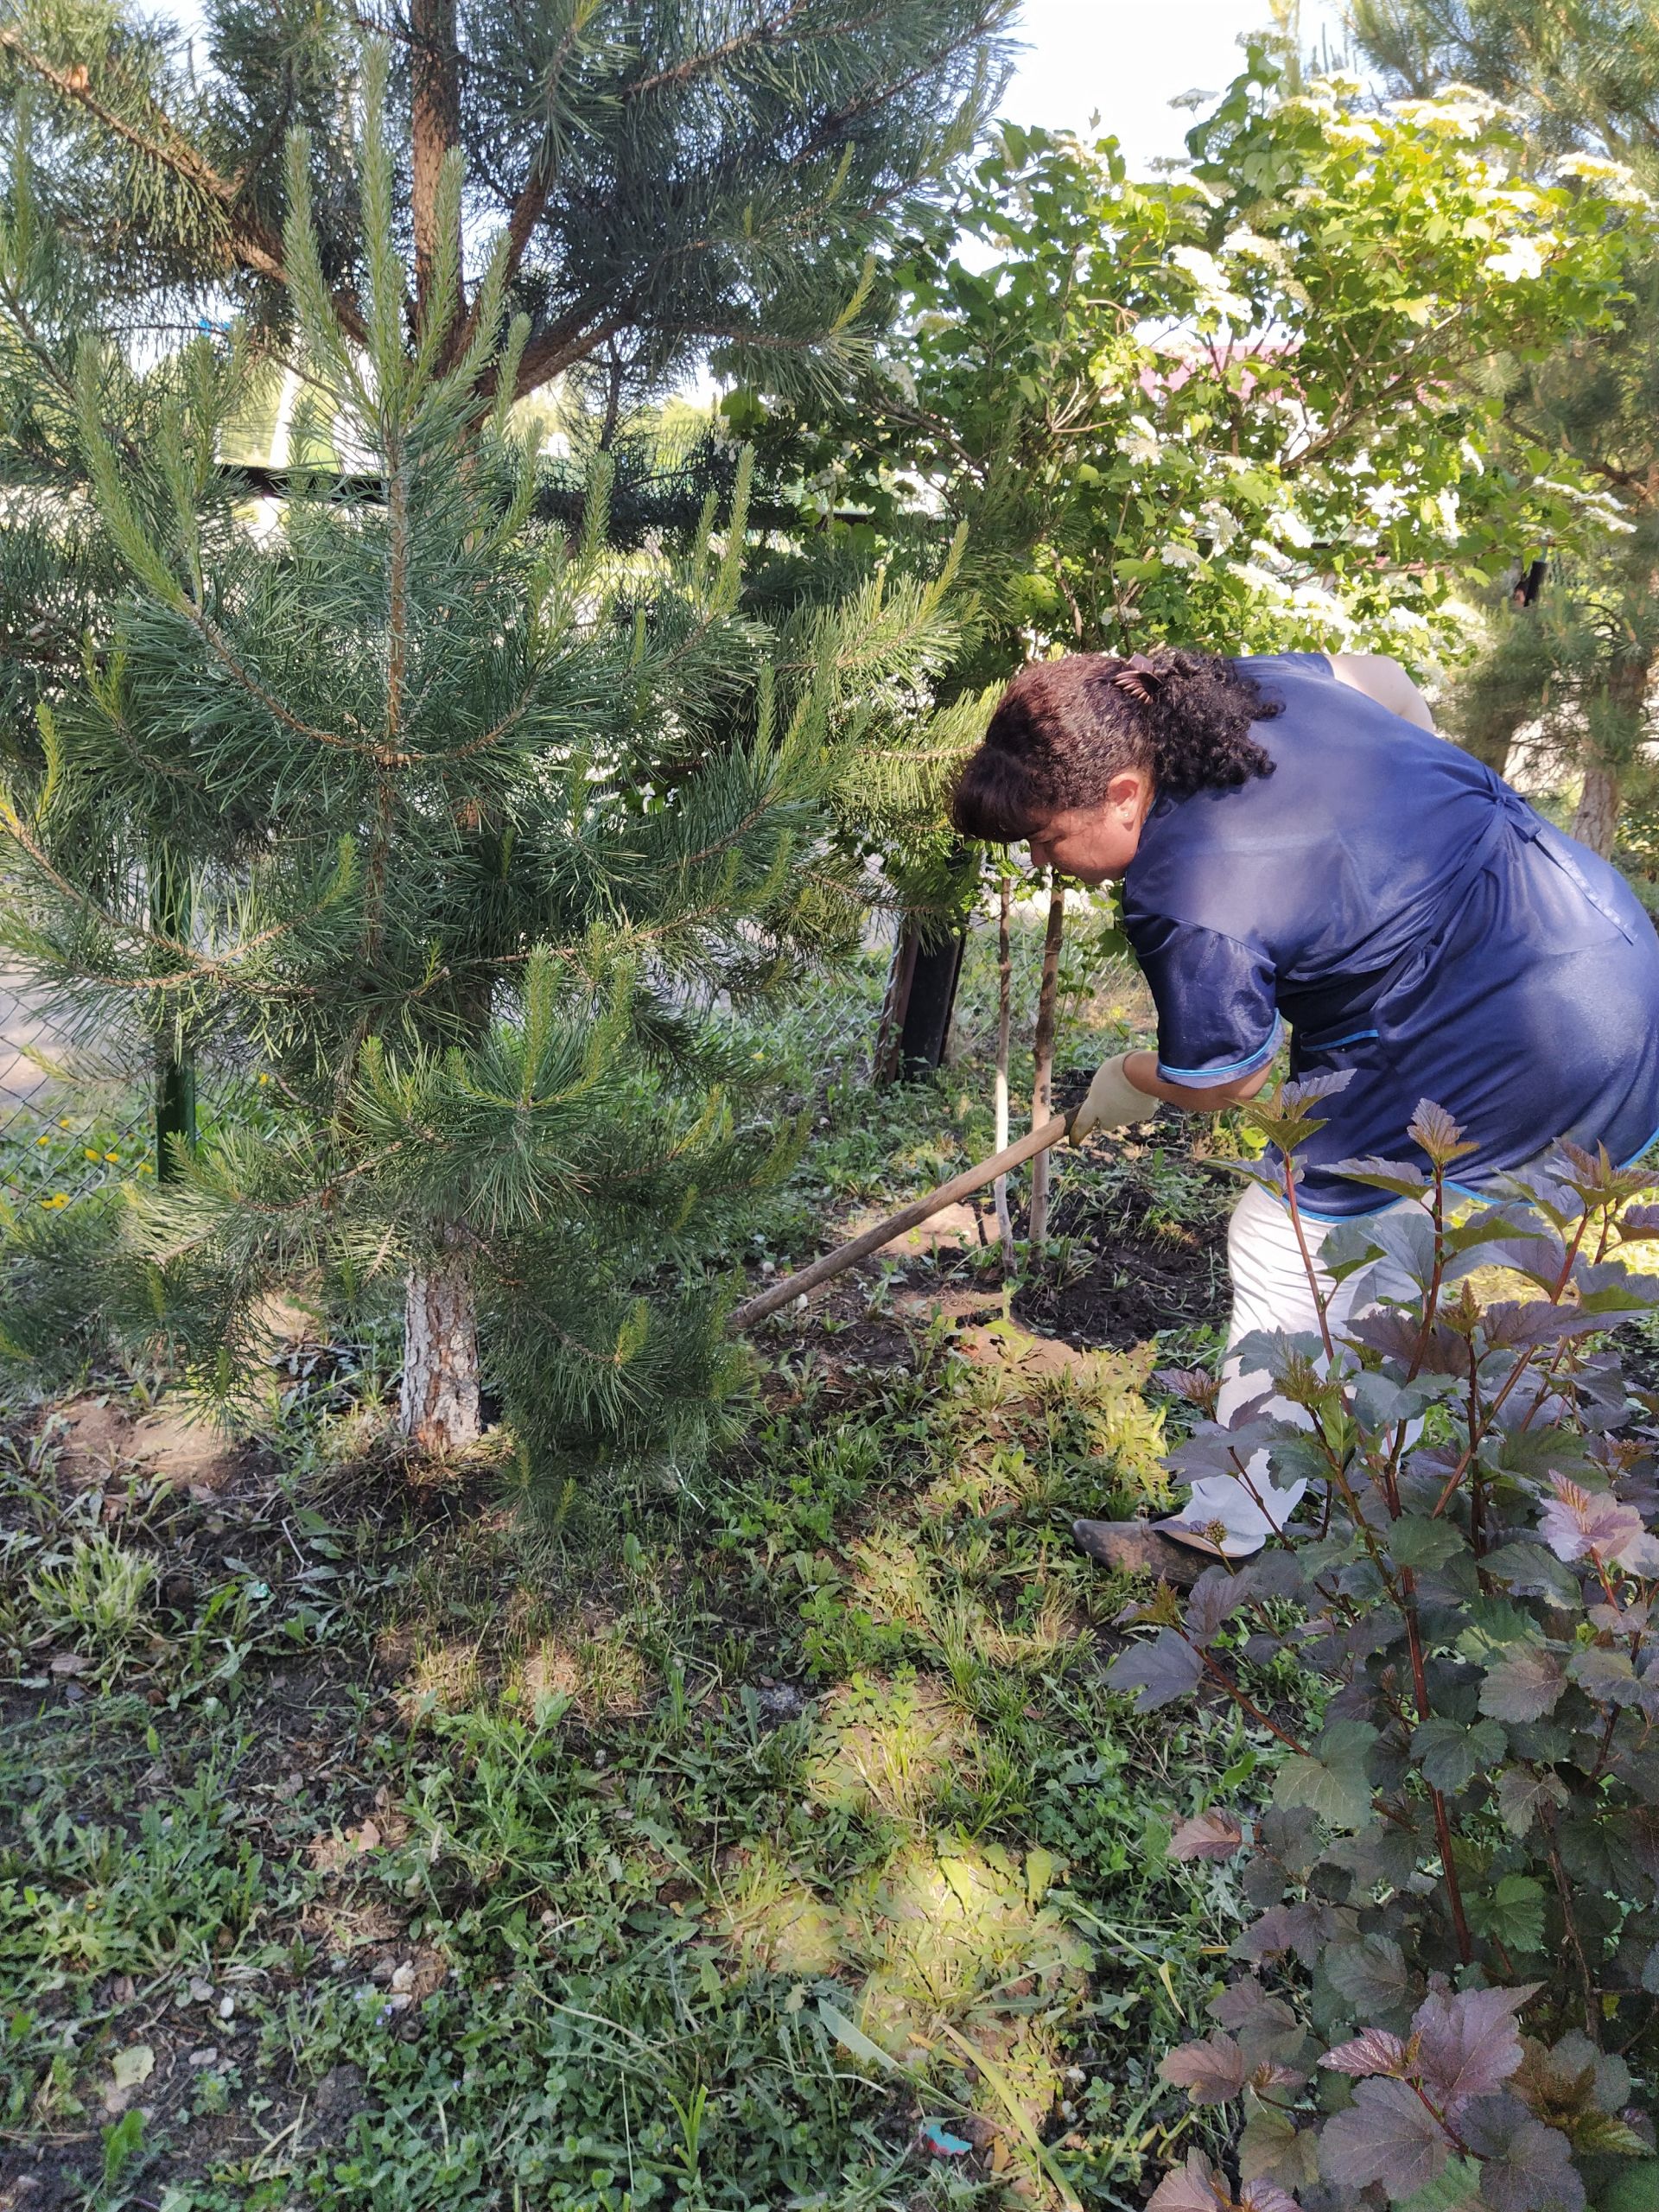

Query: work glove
(1069, 1052), (1151, 1141)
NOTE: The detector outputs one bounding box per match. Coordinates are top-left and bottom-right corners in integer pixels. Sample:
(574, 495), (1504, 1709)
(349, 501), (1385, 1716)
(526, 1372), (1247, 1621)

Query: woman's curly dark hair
(949, 650), (1281, 842)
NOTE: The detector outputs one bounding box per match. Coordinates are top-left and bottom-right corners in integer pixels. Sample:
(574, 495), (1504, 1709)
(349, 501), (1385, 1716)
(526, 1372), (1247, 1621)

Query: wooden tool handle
(728, 1112), (1070, 1334)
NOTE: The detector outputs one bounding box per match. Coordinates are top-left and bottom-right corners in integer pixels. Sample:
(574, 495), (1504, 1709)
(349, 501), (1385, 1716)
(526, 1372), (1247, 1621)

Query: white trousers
(1160, 1181), (1419, 1556)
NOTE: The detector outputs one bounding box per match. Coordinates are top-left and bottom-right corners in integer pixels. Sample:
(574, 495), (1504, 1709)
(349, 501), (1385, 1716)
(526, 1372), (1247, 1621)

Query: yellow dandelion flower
(104, 1150), (119, 1162)
(137, 1162), (154, 1175)
(58, 1117), (71, 1128)
(257, 1071), (270, 1085)
(83, 1147), (100, 1160)
(35, 1134), (48, 1146)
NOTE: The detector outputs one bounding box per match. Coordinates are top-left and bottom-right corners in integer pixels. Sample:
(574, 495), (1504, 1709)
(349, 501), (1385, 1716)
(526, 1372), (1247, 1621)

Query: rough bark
(1027, 878), (1066, 1255)
(400, 1242), (481, 1454)
(410, 0), (462, 335)
(1571, 755), (1622, 858)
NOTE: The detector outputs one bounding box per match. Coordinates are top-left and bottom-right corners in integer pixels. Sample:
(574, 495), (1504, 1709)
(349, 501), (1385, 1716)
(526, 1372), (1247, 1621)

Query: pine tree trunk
(400, 1241), (481, 1454)
(1572, 756), (1622, 858)
(410, 0), (462, 332)
(1027, 877), (1066, 1255)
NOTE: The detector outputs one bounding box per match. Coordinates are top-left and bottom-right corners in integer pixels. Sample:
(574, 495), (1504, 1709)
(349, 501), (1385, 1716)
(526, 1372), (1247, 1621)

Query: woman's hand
(1069, 1052), (1154, 1139)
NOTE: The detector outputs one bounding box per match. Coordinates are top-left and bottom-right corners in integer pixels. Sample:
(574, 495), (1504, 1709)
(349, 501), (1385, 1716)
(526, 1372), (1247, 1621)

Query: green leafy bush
(1110, 1084), (1659, 2212)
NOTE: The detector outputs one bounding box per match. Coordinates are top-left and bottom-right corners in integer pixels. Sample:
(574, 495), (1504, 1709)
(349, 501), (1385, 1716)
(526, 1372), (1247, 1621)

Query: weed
(27, 1530), (158, 1672)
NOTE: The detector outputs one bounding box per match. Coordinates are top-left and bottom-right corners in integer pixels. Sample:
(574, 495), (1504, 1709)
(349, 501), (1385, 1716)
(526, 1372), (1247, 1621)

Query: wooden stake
(993, 874), (1016, 1273)
(728, 1115), (1069, 1334)
(1027, 875), (1066, 1253)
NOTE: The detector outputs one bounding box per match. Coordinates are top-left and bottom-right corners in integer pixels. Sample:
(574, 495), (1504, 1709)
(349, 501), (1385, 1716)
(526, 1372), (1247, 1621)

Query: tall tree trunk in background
(1573, 650), (1652, 856)
(401, 1234), (481, 1453)
(993, 874), (1016, 1273)
(1572, 755), (1623, 857)
(1027, 877), (1065, 1255)
(410, 0), (462, 334)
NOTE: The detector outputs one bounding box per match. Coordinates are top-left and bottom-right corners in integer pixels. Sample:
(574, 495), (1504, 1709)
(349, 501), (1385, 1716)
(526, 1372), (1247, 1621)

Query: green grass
(0, 974), (1277, 2210)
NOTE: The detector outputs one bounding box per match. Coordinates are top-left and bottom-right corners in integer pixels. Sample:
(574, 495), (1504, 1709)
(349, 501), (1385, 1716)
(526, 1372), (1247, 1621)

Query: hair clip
(1110, 652), (1165, 706)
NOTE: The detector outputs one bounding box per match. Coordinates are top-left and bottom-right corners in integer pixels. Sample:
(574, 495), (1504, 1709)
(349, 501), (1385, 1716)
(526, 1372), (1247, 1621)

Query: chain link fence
(2, 892), (1133, 1217)
(0, 973), (154, 1214)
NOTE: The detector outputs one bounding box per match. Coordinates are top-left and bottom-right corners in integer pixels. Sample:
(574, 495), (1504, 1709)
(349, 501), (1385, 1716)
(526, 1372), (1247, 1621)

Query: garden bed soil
(1012, 1163), (1230, 1350)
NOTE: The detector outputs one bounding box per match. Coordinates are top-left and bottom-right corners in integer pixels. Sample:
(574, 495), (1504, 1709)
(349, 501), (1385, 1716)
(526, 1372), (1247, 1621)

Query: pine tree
(1350, 0), (1659, 855)
(0, 0), (1013, 415)
(0, 46), (977, 1490)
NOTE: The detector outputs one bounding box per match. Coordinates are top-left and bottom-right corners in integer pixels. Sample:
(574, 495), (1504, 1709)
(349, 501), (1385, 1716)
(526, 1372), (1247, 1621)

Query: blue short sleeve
(1130, 913), (1282, 1087)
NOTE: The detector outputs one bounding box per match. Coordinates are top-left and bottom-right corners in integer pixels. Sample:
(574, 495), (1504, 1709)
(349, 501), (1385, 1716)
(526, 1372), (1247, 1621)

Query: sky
(997, 0), (1358, 170)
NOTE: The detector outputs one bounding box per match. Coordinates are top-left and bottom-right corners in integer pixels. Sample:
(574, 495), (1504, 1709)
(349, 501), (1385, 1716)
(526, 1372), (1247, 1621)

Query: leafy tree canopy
(734, 53), (1649, 681)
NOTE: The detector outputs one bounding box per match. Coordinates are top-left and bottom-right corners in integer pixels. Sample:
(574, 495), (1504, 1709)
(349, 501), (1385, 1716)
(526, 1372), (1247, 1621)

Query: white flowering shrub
(803, 50), (1651, 670)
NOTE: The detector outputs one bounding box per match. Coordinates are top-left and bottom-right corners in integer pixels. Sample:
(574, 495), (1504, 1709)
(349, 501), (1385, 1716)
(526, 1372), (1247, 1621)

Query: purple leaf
(1325, 1932), (1412, 2016)
(1567, 1646), (1640, 1703)
(1460, 2095), (1586, 2212)
(1161, 2031), (1250, 2105)
(1185, 1568), (1243, 1647)
(1231, 1550), (1308, 1604)
(1480, 1303), (1586, 1351)
(1537, 1476), (1659, 1573)
(1236, 1901), (1344, 1967)
(1323, 2026), (1412, 2078)
(1147, 2152), (1230, 2212)
(1240, 2182), (1301, 2212)
(1210, 1979), (1305, 2059)
(1107, 1629), (1205, 1713)
(1493, 1766), (1568, 1837)
(1478, 1232), (1570, 1290)
(1412, 1985), (1535, 2111)
(1344, 1307), (1469, 1374)
(1344, 1308), (1427, 1361)
(1253, 2060), (1307, 2093)
(1409, 1100), (1478, 1166)
(1155, 1366), (1222, 1413)
(1282, 1069), (1357, 1107)
(1484, 1542), (1580, 1606)
(1478, 1645), (1567, 1725)
(1319, 2075), (1455, 2197)
(1330, 1154), (1429, 1198)
(1169, 1809), (1246, 1862)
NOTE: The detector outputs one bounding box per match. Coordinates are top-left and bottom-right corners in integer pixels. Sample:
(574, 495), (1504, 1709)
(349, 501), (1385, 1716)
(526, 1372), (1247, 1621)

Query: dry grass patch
(806, 1670), (976, 1826)
(510, 1626), (649, 1720)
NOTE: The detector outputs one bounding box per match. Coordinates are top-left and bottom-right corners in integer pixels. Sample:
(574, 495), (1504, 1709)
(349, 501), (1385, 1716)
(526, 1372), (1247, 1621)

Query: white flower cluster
(1167, 245), (1252, 326)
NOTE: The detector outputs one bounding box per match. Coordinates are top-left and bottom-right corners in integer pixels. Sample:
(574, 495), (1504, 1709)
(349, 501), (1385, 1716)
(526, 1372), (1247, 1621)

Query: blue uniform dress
(1121, 652), (1659, 1219)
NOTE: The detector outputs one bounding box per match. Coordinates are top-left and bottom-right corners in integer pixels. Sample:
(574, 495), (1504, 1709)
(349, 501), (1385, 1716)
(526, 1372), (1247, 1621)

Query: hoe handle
(728, 1112), (1070, 1334)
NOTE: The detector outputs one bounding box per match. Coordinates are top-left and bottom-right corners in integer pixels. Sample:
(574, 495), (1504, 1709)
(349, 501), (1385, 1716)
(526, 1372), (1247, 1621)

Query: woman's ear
(1105, 767), (1150, 818)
